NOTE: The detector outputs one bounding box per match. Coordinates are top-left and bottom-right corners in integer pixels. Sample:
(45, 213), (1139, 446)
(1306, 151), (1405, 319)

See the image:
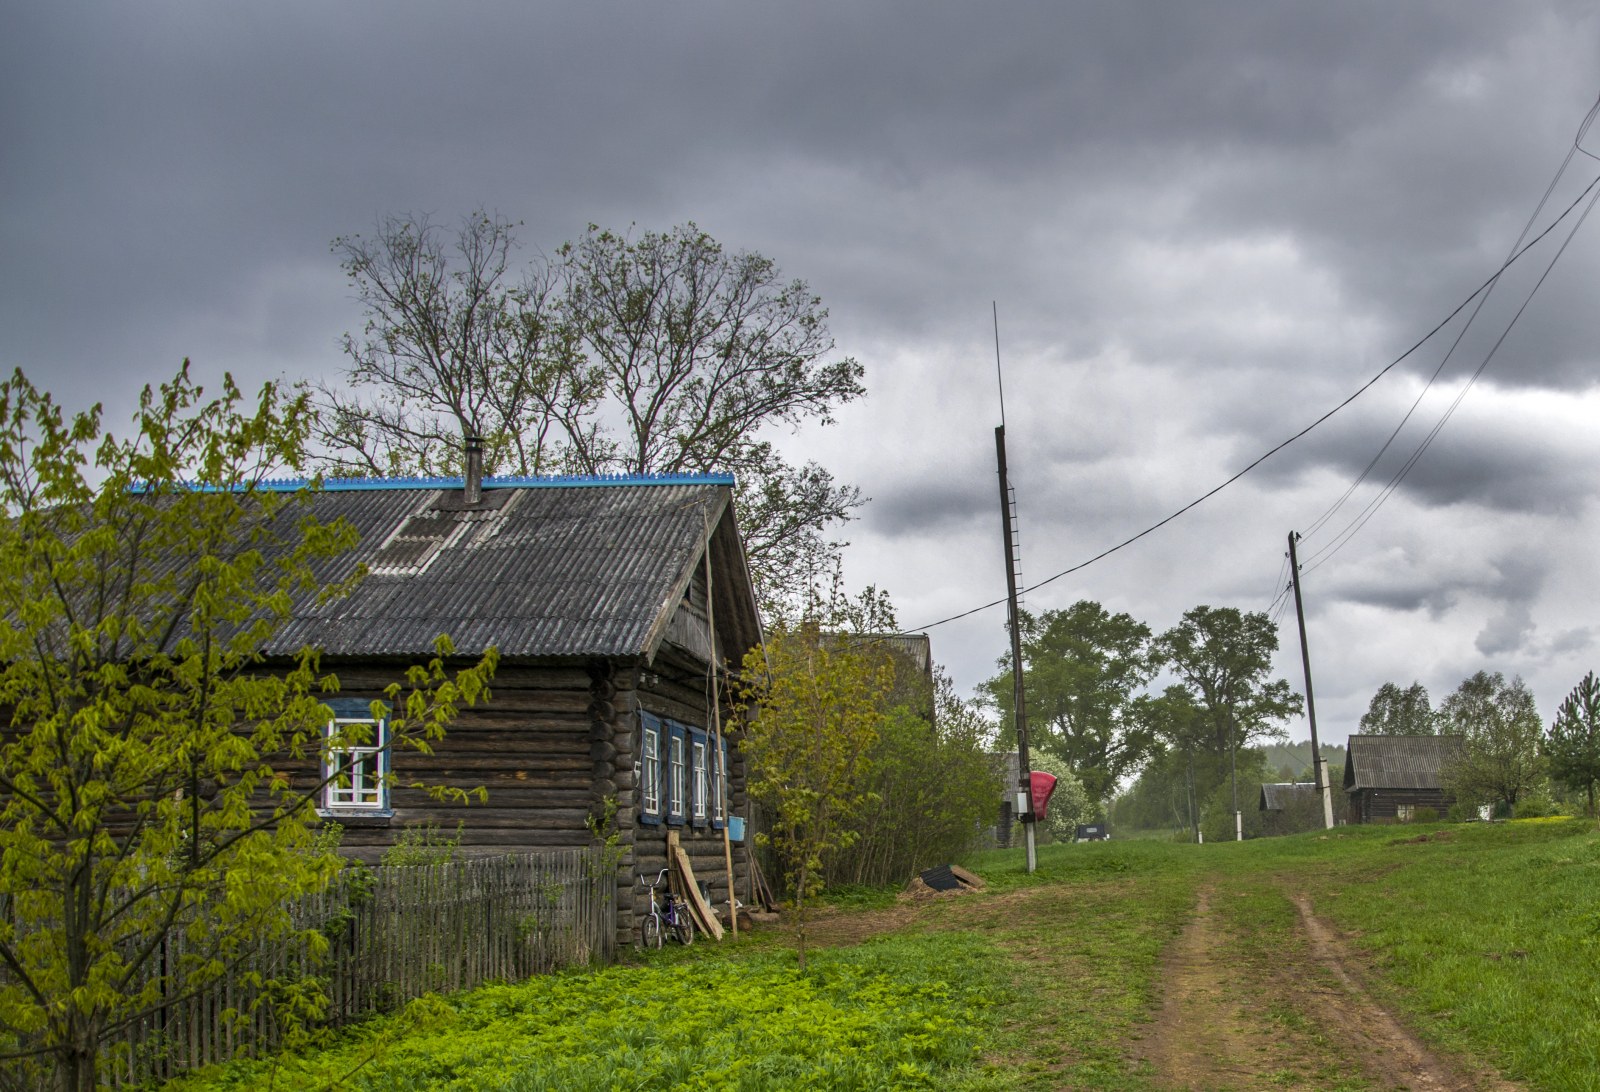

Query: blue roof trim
(131, 471), (737, 494)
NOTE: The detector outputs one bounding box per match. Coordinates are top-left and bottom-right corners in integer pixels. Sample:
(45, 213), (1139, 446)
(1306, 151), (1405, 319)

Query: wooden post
(705, 510), (738, 938)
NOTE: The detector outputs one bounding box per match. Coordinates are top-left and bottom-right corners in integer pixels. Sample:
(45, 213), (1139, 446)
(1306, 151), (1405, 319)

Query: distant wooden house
(1342, 734), (1464, 823)
(1258, 782), (1321, 835)
(254, 470), (762, 949)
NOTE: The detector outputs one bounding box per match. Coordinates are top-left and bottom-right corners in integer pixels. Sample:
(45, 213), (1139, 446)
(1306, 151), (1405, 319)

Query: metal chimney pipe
(464, 435), (484, 506)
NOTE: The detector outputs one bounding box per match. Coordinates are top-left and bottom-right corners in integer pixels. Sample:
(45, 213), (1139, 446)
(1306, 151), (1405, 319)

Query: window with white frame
(668, 728), (687, 824)
(640, 715), (663, 823)
(1396, 803), (1414, 822)
(691, 733), (708, 825)
(711, 736), (727, 827)
(323, 714), (388, 812)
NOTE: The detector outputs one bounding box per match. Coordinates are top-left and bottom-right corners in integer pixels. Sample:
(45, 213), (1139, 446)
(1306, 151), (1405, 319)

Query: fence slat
(2, 849), (615, 1088)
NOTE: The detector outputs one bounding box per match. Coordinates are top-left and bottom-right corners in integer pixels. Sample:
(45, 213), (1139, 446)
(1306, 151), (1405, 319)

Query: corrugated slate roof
(1259, 782), (1318, 810)
(246, 479), (759, 661)
(1343, 734), (1464, 792)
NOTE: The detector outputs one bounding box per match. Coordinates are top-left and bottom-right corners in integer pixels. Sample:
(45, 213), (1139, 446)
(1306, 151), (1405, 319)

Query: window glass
(324, 717), (388, 811)
(668, 730), (686, 822)
(691, 735), (708, 824)
(641, 717), (662, 822)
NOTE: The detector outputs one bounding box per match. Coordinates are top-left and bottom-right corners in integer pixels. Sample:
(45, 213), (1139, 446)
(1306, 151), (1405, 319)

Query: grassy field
(169, 818), (1600, 1090)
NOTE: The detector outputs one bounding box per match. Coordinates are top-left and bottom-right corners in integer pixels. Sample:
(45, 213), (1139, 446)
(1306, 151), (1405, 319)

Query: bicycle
(641, 867), (695, 948)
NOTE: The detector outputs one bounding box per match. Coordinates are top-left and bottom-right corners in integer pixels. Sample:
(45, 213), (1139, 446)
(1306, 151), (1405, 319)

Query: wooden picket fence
(5, 849), (616, 1089)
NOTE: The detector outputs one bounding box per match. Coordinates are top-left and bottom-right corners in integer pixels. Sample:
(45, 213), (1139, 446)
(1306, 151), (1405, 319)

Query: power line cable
(894, 175), (1598, 639)
(1301, 90), (1600, 546)
(1303, 176), (1600, 575)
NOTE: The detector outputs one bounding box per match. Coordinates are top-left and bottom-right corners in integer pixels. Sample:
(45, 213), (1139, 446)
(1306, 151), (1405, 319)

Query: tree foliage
(1153, 605), (1301, 758)
(1439, 671), (1545, 813)
(316, 213), (865, 612)
(0, 365), (495, 1090)
(984, 601), (1156, 805)
(736, 618), (888, 973)
(1545, 671), (1600, 818)
(1358, 681), (1437, 735)
(826, 667), (1001, 887)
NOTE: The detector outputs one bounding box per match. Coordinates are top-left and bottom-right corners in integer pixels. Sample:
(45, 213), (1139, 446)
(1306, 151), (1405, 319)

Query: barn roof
(1259, 782), (1318, 811)
(1343, 734), (1463, 792)
(232, 475), (760, 663)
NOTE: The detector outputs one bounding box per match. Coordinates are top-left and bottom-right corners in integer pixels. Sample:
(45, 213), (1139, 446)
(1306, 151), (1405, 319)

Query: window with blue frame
(711, 735), (728, 829)
(690, 729), (709, 827)
(666, 721), (687, 825)
(640, 713), (664, 825)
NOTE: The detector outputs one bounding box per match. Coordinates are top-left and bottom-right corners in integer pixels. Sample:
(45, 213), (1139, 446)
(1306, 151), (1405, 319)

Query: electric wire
(1300, 90), (1600, 548)
(893, 174), (1598, 639)
(1302, 176), (1600, 575)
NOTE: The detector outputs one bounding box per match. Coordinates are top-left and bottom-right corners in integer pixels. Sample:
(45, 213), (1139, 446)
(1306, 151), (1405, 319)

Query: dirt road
(1142, 883), (1520, 1091)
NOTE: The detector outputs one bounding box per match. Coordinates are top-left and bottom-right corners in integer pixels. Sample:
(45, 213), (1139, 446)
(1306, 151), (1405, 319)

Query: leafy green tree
(1027, 752), (1098, 841)
(0, 366), (495, 1091)
(984, 601), (1156, 806)
(316, 213), (866, 612)
(1439, 671), (1545, 813)
(1125, 685), (1212, 839)
(1153, 606), (1300, 838)
(1545, 672), (1600, 817)
(1358, 681), (1437, 735)
(1153, 606), (1301, 757)
(828, 667), (1001, 886)
(736, 618), (889, 972)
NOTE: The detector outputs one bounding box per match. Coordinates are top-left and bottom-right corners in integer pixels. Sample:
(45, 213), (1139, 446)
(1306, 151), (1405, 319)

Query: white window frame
(1396, 803), (1414, 822)
(691, 735), (709, 824)
(711, 736), (727, 826)
(641, 720), (662, 820)
(324, 716), (389, 811)
(668, 731), (687, 822)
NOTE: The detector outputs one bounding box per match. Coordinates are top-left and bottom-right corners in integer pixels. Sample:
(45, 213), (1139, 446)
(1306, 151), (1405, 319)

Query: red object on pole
(1029, 771), (1058, 820)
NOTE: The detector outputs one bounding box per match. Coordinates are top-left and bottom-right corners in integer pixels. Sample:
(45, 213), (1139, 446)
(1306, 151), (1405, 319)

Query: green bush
(1513, 794), (1563, 819)
(1412, 806), (1439, 823)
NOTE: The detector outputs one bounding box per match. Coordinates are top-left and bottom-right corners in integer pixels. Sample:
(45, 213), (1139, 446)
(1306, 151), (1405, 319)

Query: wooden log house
(1342, 734), (1464, 823)
(254, 469), (763, 950)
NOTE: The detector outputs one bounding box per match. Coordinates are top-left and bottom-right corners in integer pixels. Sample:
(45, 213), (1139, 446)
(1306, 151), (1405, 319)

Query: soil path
(1144, 883), (1519, 1091)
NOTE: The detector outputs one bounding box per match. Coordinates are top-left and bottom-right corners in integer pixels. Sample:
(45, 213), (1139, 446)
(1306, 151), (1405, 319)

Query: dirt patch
(1287, 892), (1518, 1092)
(1140, 883), (1520, 1091)
(1141, 885), (1317, 1090)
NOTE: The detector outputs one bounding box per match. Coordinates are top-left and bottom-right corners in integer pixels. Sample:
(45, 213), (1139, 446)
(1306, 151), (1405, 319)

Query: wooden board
(667, 831), (724, 940)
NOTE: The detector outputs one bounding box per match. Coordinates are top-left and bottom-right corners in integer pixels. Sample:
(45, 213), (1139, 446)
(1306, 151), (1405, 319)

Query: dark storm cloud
(4, 0), (1599, 718)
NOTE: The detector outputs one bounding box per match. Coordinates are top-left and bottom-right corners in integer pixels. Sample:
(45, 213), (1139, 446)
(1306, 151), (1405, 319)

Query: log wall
(322, 647), (750, 951)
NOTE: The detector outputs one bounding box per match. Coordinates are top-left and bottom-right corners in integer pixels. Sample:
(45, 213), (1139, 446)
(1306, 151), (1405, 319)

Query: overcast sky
(5, 2), (1600, 742)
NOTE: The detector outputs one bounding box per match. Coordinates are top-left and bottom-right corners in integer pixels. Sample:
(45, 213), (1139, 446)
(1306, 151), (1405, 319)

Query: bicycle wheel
(644, 912), (664, 949)
(674, 914), (695, 945)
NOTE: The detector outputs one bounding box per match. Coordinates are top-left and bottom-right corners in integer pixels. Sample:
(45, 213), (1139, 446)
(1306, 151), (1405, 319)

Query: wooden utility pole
(1288, 531), (1335, 829)
(995, 425), (1037, 873)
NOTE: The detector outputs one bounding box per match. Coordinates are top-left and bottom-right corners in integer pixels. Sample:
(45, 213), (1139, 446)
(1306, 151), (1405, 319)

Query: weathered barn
(1258, 782), (1322, 836)
(258, 471), (763, 948)
(1342, 734), (1464, 823)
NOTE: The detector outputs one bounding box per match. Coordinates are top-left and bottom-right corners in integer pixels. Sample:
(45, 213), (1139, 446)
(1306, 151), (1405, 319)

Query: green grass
(166, 821), (1600, 1090)
(168, 932), (1007, 1091)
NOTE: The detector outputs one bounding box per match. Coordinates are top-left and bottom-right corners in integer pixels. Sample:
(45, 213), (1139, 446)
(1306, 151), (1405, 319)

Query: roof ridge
(133, 471), (737, 494)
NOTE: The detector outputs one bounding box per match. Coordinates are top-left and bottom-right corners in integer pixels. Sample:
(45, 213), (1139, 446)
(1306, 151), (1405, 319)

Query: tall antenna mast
(993, 303), (1037, 874)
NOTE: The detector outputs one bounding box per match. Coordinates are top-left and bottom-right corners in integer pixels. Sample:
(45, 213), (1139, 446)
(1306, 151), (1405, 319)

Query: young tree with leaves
(1439, 671), (1544, 814)
(736, 618), (889, 972)
(0, 366), (495, 1091)
(1358, 681), (1437, 735)
(984, 601), (1156, 806)
(1545, 672), (1600, 817)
